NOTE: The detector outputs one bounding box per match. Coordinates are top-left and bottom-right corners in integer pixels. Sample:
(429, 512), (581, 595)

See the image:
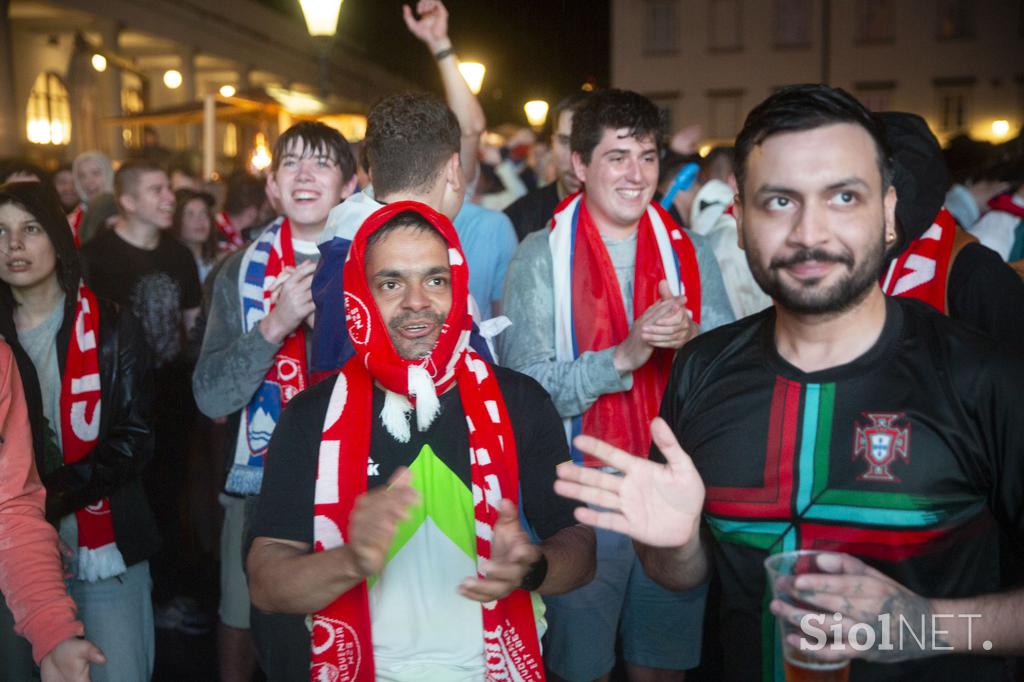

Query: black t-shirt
(658, 296), (1024, 682)
(82, 229), (201, 369)
(948, 242), (1024, 350)
(250, 364), (577, 680)
(504, 183), (560, 242)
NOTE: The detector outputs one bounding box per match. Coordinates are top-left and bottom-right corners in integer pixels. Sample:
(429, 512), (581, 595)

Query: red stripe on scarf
(61, 284), (123, 576)
(68, 206), (83, 248)
(573, 200), (701, 463)
(988, 192), (1024, 219)
(216, 211), (245, 251)
(262, 217), (308, 417)
(312, 201), (544, 682)
(881, 208), (956, 313)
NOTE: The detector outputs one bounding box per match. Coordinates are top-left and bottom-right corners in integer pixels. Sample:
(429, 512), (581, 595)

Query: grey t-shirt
(20, 295), (65, 466)
(19, 295), (79, 556)
(603, 232), (639, 323)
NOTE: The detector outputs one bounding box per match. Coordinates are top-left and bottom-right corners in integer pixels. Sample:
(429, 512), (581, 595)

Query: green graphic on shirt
(367, 444), (476, 589)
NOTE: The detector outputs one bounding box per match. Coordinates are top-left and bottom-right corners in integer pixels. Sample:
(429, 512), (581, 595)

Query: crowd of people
(0, 2), (1023, 682)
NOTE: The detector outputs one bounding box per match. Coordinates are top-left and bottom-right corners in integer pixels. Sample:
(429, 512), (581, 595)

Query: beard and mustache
(746, 226), (888, 316)
(387, 309), (447, 360)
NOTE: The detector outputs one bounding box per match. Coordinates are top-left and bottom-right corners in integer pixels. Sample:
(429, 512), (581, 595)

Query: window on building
(709, 0), (742, 51)
(646, 91), (680, 132)
(644, 0), (680, 55)
(856, 0), (894, 43)
(25, 72), (72, 145)
(936, 84), (971, 132)
(708, 89), (744, 139)
(855, 81), (896, 112)
(936, 0), (974, 39)
(775, 0), (812, 47)
(120, 77), (145, 149)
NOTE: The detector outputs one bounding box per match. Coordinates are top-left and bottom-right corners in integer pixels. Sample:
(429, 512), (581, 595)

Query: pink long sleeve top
(0, 340), (83, 663)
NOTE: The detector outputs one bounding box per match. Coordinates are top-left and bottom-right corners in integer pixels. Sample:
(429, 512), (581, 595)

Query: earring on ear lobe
(886, 232), (895, 242)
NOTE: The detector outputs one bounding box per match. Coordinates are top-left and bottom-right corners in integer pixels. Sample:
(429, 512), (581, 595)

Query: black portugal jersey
(659, 296), (1024, 682)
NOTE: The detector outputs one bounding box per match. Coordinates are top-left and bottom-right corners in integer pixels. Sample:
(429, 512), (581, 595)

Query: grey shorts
(219, 494), (251, 629)
(542, 526), (707, 680)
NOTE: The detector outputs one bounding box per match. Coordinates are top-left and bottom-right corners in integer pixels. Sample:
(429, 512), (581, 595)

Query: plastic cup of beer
(764, 550), (851, 682)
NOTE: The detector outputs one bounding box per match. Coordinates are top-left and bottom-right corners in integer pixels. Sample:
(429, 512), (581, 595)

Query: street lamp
(524, 100), (549, 129)
(298, 0), (344, 97)
(91, 54), (107, 72)
(219, 84), (237, 98)
(298, 0), (344, 36)
(163, 69), (183, 89)
(458, 62), (486, 95)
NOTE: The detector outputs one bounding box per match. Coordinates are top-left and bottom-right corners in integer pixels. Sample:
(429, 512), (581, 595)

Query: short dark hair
(699, 146), (735, 183)
(0, 158), (49, 185)
(570, 89), (663, 165)
(222, 172), (266, 215)
(114, 159), (166, 200)
(365, 208), (440, 250)
(553, 91), (592, 128)
(271, 121), (356, 181)
(734, 84), (893, 198)
(364, 93), (461, 197)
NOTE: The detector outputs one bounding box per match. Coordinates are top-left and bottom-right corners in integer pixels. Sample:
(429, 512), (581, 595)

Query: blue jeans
(68, 561), (155, 682)
(542, 527), (707, 680)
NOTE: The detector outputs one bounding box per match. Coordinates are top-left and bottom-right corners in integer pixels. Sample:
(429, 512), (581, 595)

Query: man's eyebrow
(823, 177), (870, 192)
(754, 184), (800, 197)
(371, 265), (451, 279)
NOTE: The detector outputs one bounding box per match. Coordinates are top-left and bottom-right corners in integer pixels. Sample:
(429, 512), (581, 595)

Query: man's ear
(733, 194), (745, 250)
(446, 152), (463, 192)
(117, 192), (135, 216)
(571, 151), (588, 187)
(883, 184), (897, 239)
(341, 174), (358, 200)
(266, 171), (282, 204)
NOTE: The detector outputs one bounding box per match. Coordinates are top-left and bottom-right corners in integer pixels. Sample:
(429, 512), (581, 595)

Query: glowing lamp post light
(250, 133), (272, 173)
(458, 62), (486, 95)
(299, 0), (344, 96)
(219, 84), (237, 98)
(992, 119), (1011, 139)
(91, 54), (107, 72)
(163, 69), (183, 89)
(524, 100), (549, 129)
(298, 0), (344, 36)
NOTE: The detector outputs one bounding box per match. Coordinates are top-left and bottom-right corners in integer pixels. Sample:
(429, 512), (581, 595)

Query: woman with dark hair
(0, 181), (159, 681)
(171, 189), (221, 284)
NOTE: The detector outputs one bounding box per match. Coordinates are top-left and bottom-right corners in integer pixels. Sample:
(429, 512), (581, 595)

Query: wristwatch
(519, 551), (548, 592)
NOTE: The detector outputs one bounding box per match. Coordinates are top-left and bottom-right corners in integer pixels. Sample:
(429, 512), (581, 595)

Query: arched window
(26, 72), (72, 145)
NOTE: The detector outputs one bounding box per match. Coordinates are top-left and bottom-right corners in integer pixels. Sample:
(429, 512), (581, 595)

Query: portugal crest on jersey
(853, 413), (910, 482)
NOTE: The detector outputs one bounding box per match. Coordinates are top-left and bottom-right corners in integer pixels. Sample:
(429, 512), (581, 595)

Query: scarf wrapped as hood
(311, 201), (544, 682)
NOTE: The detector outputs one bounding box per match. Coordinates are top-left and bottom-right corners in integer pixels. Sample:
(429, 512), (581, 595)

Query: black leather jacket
(11, 297), (160, 567)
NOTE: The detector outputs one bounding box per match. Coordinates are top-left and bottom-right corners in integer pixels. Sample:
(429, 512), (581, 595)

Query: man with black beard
(554, 85), (1024, 682)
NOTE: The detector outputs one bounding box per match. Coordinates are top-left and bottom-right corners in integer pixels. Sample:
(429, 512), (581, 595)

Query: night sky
(259, 0), (610, 127)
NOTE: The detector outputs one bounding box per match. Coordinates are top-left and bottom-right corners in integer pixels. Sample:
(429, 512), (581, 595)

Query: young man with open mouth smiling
(501, 89), (735, 682)
(192, 121), (357, 682)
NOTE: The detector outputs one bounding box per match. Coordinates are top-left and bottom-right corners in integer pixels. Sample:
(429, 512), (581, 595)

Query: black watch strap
(519, 551), (548, 592)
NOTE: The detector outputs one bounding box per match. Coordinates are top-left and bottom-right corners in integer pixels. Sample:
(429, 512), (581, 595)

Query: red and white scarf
(226, 217), (308, 494)
(881, 207), (957, 313)
(63, 283), (126, 582)
(67, 204), (84, 248)
(216, 211), (245, 253)
(550, 193), (701, 465)
(311, 201), (544, 682)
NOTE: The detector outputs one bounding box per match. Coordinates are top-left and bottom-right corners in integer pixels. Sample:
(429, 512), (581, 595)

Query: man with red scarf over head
(247, 203), (594, 681)
(501, 89), (736, 682)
